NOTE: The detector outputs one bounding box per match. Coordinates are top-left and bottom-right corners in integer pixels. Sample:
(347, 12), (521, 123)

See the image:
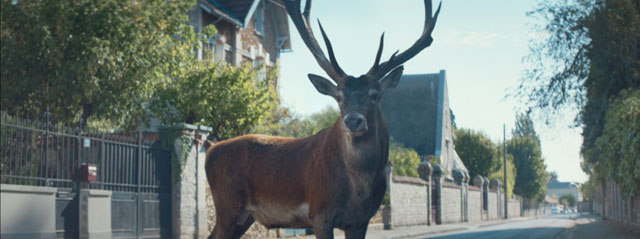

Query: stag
(205, 0), (440, 238)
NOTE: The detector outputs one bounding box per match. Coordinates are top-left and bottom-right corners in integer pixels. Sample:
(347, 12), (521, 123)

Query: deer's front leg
(344, 223), (368, 239)
(311, 216), (335, 239)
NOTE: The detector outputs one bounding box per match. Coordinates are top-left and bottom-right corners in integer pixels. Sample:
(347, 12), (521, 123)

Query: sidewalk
(560, 215), (640, 239)
(284, 216), (533, 239)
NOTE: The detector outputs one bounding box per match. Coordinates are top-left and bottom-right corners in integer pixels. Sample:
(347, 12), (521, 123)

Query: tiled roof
(211, 0), (255, 23)
(548, 181), (579, 189)
(381, 73), (441, 156)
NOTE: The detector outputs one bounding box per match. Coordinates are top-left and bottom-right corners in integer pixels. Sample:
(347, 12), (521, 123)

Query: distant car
(551, 207), (560, 215)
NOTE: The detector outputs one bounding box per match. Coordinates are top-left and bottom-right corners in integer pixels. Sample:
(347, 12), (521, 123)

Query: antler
(285, 0), (347, 85)
(367, 0), (442, 80)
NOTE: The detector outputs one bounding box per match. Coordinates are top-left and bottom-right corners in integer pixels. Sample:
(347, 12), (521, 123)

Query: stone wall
(441, 183), (463, 223)
(508, 199), (521, 218)
(382, 168), (543, 230)
(0, 184), (57, 238)
(487, 191), (500, 220)
(592, 180), (640, 231)
(468, 189), (482, 222)
(389, 176), (429, 227)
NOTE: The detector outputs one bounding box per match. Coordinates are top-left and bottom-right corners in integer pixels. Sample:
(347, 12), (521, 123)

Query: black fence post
(137, 130), (143, 238)
(45, 108), (50, 185)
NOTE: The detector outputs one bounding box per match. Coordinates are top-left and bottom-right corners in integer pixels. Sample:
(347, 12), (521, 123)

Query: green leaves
(508, 136), (549, 202)
(151, 62), (278, 139)
(454, 128), (500, 181)
(594, 90), (640, 198)
(251, 106), (338, 138)
(1, 0), (196, 127)
(489, 153), (517, 199)
(516, 0), (639, 197)
(388, 140), (421, 177)
(559, 193), (577, 208)
(1, 0), (278, 140)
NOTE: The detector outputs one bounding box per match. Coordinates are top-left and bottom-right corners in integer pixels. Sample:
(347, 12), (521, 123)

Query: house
(189, 0), (291, 84)
(380, 70), (468, 180)
(548, 180), (582, 202)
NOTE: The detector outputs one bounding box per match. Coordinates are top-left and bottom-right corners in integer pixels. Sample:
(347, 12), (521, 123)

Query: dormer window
(254, 2), (265, 36)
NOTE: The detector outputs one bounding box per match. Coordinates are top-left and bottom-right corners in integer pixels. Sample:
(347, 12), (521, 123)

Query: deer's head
(286, 0), (441, 136)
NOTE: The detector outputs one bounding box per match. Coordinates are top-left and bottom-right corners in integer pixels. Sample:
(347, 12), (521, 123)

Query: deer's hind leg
(209, 203), (252, 239)
(208, 183), (252, 239)
(231, 214), (255, 239)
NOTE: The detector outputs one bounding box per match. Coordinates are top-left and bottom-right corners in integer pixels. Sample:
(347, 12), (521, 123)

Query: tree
(251, 105), (338, 138)
(593, 90), (640, 198)
(488, 153), (517, 199)
(580, 175), (599, 202)
(516, 0), (640, 197)
(308, 106), (340, 135)
(559, 193), (577, 209)
(507, 136), (549, 201)
(512, 113), (538, 141)
(251, 104), (316, 138)
(150, 62), (278, 139)
(1, 0), (197, 127)
(388, 140), (421, 177)
(507, 113), (549, 202)
(454, 128), (500, 180)
(549, 171), (559, 182)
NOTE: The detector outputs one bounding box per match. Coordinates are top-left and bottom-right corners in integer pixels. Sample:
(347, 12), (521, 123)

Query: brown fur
(205, 110), (389, 239)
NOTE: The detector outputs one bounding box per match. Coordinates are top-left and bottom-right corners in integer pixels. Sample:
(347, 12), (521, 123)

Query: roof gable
(203, 0), (261, 27)
(380, 73), (441, 156)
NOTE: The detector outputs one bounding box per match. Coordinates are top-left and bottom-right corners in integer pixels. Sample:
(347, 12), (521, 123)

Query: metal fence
(0, 111), (171, 193)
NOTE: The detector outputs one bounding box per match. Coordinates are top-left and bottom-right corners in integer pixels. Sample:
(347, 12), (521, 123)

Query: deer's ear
(308, 74), (338, 97)
(380, 66), (404, 91)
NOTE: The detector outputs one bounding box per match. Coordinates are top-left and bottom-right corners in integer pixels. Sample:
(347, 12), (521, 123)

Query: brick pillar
(453, 170), (464, 223)
(482, 176), (489, 219)
(172, 124), (211, 239)
(490, 179), (502, 219)
(418, 162), (433, 225)
(473, 175), (487, 220)
(432, 165), (443, 225)
(463, 172), (470, 222)
(383, 162), (393, 230)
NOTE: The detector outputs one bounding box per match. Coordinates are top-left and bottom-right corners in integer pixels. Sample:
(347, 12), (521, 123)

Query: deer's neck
(331, 109), (389, 175)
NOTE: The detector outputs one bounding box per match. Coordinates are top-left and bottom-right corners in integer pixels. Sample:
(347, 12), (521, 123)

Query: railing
(0, 112), (171, 193)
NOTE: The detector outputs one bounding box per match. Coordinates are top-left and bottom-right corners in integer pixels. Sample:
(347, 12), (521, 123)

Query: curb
(378, 216), (544, 239)
(381, 226), (468, 239)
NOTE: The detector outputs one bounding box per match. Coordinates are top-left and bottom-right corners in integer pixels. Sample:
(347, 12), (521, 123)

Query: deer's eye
(369, 91), (379, 102)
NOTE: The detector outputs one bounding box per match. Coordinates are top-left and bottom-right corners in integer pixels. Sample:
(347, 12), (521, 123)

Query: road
(422, 215), (576, 239)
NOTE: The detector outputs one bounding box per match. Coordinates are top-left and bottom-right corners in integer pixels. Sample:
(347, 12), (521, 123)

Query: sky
(276, 0), (588, 183)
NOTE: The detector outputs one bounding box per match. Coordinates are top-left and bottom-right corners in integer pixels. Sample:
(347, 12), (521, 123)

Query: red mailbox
(80, 163), (97, 182)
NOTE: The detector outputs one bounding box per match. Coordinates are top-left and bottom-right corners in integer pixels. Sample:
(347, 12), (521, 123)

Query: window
(254, 2), (265, 36)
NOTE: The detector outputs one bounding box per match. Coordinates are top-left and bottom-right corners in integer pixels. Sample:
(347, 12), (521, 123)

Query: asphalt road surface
(422, 215), (577, 239)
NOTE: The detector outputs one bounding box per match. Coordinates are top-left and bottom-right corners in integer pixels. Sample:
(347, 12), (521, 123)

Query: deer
(204, 0), (440, 238)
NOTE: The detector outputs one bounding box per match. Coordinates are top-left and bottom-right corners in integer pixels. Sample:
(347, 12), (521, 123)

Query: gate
(102, 135), (172, 238)
(0, 112), (172, 238)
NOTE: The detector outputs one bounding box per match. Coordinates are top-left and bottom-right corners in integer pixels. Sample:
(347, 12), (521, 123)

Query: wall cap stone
(468, 185), (482, 191)
(442, 181), (461, 188)
(0, 184), (57, 195)
(84, 189), (112, 197)
(392, 175), (428, 185)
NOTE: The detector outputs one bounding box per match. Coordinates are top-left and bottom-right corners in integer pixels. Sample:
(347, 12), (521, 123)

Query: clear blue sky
(277, 0), (587, 183)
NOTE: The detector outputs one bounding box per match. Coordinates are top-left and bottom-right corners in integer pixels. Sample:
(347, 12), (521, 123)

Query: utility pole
(504, 124), (508, 219)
